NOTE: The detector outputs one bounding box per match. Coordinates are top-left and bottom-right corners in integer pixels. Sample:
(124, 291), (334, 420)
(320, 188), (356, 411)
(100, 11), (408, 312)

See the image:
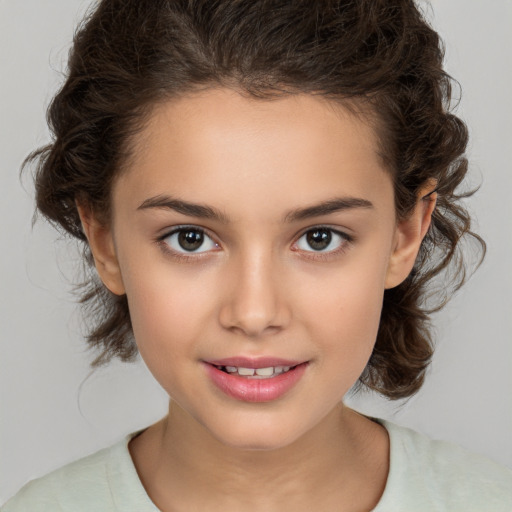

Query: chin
(205, 415), (310, 452)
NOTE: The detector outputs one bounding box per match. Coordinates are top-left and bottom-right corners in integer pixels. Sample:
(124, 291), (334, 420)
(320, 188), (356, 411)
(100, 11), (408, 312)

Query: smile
(215, 365), (293, 378)
(204, 359), (309, 402)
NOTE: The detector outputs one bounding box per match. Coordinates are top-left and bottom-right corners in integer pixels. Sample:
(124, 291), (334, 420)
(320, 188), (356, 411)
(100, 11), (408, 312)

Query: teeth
(238, 367), (256, 376)
(255, 367), (274, 376)
(220, 365), (295, 378)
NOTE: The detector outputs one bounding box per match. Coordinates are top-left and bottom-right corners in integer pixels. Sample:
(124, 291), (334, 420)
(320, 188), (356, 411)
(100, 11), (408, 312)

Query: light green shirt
(3, 420), (512, 511)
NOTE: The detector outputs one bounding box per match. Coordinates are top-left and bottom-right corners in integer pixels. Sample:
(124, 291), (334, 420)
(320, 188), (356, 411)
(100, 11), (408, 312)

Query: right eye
(161, 227), (219, 254)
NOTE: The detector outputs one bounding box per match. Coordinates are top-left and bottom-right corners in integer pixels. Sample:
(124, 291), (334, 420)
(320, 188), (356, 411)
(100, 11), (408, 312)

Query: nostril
(217, 271), (291, 336)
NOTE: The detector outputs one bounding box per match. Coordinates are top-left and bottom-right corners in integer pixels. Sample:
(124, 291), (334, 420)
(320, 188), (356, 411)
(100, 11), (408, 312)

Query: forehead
(114, 88), (393, 217)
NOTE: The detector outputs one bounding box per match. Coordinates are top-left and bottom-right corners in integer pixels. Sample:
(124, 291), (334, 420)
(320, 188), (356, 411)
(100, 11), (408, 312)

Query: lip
(203, 358), (309, 403)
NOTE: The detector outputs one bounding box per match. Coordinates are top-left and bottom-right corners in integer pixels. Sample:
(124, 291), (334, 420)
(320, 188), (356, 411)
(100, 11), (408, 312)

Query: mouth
(213, 364), (297, 379)
(203, 358), (309, 402)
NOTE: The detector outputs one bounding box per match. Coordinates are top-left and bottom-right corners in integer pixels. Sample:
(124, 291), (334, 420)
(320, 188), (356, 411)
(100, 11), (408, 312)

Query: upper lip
(205, 357), (306, 369)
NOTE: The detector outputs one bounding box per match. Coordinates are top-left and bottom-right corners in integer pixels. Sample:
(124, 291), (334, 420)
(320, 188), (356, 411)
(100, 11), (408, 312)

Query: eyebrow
(137, 195), (373, 223)
(283, 197), (374, 222)
(138, 195), (230, 223)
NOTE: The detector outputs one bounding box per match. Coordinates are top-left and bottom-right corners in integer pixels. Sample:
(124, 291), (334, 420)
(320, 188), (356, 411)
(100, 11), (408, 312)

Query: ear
(77, 203), (126, 296)
(385, 182), (437, 289)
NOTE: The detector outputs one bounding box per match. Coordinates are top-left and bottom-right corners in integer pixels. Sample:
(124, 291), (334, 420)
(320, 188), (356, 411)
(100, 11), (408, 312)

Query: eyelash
(156, 225), (353, 262)
(156, 225), (220, 262)
(292, 227), (353, 261)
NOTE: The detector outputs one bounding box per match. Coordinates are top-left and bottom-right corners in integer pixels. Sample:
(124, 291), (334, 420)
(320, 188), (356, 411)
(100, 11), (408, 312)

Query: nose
(218, 251), (290, 338)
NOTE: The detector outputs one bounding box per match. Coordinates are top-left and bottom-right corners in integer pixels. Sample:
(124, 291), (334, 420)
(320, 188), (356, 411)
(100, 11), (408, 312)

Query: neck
(129, 401), (389, 512)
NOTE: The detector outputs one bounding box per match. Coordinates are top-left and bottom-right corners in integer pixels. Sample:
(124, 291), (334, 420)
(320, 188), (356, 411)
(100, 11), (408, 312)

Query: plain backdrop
(1, 0), (511, 503)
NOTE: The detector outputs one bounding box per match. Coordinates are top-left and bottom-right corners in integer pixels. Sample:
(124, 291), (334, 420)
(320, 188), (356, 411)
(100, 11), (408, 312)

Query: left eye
(162, 227), (218, 253)
(295, 228), (348, 252)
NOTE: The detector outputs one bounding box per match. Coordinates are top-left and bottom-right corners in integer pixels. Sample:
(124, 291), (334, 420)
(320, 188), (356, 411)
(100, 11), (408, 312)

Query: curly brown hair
(27, 0), (484, 399)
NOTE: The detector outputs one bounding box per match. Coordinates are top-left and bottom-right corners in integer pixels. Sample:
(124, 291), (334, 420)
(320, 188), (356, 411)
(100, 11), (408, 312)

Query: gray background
(1, 0), (511, 503)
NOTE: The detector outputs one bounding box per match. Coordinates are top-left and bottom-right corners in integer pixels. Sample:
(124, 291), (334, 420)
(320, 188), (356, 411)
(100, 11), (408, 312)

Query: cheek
(299, 251), (389, 362)
(122, 271), (212, 400)
(122, 263), (214, 358)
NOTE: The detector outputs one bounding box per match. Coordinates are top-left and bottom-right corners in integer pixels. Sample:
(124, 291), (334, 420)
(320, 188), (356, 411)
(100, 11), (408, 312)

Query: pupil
(178, 230), (204, 251)
(307, 229), (331, 251)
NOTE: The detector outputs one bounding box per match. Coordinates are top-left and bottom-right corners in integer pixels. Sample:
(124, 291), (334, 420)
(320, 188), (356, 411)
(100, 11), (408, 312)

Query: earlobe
(76, 203), (126, 296)
(385, 185), (437, 289)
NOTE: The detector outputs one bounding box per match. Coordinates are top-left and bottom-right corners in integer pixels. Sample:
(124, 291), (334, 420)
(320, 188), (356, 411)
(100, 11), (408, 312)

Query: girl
(2, 1), (511, 510)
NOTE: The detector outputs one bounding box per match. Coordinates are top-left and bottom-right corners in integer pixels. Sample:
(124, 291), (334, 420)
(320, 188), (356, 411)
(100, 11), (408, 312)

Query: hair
(27, 0), (484, 399)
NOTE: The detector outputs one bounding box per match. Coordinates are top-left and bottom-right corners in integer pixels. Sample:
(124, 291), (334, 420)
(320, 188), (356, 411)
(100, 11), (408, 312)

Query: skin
(79, 88), (436, 512)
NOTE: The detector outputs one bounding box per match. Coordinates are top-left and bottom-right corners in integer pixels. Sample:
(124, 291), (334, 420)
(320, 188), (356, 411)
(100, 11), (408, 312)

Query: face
(86, 88), (427, 450)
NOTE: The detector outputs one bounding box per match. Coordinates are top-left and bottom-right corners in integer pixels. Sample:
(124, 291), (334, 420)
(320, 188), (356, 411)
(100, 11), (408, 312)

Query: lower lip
(204, 363), (308, 403)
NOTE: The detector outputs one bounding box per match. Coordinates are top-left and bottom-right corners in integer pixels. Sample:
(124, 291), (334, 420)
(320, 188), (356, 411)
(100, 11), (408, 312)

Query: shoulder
(1, 430), (157, 512)
(1, 444), (115, 511)
(374, 420), (512, 512)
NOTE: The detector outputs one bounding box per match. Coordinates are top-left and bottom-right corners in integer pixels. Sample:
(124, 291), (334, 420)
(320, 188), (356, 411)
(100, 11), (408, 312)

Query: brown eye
(295, 227), (349, 254)
(306, 229), (332, 251)
(178, 229), (204, 251)
(162, 227), (218, 253)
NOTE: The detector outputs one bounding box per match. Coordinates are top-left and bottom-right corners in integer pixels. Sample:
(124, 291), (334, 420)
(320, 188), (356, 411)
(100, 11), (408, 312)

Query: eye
(161, 227), (218, 254)
(295, 227), (349, 253)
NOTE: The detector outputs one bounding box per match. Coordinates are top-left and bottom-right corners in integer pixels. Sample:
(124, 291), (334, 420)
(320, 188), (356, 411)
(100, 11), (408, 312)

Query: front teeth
(220, 365), (292, 378)
(254, 367), (274, 377)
